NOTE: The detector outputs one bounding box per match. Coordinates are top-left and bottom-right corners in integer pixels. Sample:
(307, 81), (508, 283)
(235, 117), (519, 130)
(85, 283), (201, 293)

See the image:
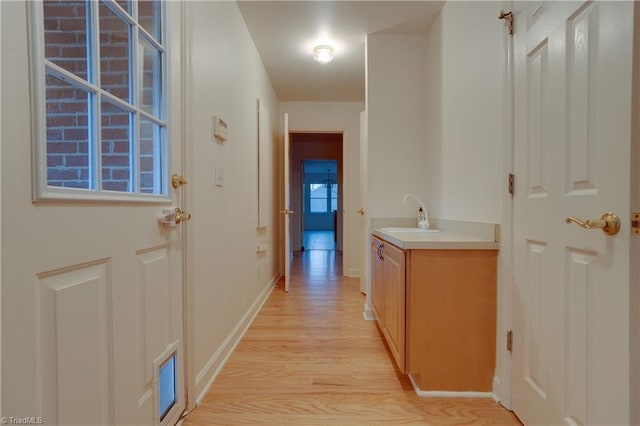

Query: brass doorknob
(280, 209), (294, 215)
(172, 174), (187, 189)
(358, 208), (365, 215)
(175, 207), (192, 224)
(565, 212), (620, 236)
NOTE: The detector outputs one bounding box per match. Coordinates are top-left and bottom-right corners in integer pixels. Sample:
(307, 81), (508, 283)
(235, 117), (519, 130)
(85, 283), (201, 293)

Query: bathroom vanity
(370, 222), (498, 393)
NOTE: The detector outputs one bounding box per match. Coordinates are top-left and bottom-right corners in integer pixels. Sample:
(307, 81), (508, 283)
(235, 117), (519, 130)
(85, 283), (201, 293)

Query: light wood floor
(302, 230), (336, 250)
(183, 250), (522, 425)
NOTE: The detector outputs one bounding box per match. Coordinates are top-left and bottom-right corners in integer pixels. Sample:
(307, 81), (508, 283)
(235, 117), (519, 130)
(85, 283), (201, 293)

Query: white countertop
(372, 228), (499, 250)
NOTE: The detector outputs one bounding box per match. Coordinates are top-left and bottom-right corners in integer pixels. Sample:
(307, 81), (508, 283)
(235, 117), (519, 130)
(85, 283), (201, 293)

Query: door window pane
(101, 100), (131, 192)
(139, 117), (162, 194)
(330, 184), (338, 212)
(43, 1), (89, 79)
(46, 73), (92, 189)
(99, 2), (131, 102)
(139, 38), (161, 116)
(158, 353), (176, 421)
(35, 0), (167, 199)
(309, 184), (328, 213)
(114, 0), (131, 14)
(138, 0), (161, 40)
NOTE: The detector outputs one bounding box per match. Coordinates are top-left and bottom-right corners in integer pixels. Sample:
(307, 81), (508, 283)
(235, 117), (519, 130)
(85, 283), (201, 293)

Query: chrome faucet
(402, 193), (429, 229)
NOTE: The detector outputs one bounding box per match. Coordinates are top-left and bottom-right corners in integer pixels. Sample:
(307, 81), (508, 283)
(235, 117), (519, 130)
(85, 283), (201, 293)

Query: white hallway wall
(365, 2), (505, 224)
(280, 102), (364, 277)
(423, 2), (505, 223)
(366, 34), (429, 220)
(183, 1), (281, 402)
(423, 1), (508, 403)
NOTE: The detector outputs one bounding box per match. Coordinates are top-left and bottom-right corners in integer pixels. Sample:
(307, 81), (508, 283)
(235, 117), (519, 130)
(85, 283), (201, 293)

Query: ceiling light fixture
(313, 45), (334, 64)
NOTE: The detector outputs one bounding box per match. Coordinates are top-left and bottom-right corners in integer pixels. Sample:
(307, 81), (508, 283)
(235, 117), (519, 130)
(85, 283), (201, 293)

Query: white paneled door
(513, 1), (634, 424)
(282, 113), (292, 292)
(359, 110), (368, 295)
(2, 2), (186, 425)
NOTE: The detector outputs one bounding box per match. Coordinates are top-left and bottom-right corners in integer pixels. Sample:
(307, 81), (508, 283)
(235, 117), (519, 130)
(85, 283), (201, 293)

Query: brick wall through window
(42, 0), (162, 193)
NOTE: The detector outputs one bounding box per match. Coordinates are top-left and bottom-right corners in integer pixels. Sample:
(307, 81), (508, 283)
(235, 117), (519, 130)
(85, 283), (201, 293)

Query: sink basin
(378, 227), (440, 233)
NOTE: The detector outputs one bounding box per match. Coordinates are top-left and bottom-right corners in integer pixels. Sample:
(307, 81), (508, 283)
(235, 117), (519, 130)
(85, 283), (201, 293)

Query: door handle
(280, 209), (294, 215)
(158, 207), (191, 227)
(565, 212), (620, 235)
(174, 207), (192, 224)
(172, 174), (187, 189)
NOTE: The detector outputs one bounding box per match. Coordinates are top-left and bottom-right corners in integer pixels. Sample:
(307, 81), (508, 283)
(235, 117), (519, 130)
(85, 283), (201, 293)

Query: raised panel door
(382, 242), (406, 372)
(371, 237), (384, 324)
(513, 2), (634, 424)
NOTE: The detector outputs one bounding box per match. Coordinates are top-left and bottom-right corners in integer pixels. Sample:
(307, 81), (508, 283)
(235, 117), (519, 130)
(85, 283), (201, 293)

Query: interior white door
(512, 2), (634, 424)
(359, 111), (368, 295)
(282, 113), (292, 292)
(1, 2), (186, 425)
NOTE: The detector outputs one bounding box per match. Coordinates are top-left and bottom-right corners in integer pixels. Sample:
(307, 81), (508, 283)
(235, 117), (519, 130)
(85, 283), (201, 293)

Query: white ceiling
(236, 1), (445, 102)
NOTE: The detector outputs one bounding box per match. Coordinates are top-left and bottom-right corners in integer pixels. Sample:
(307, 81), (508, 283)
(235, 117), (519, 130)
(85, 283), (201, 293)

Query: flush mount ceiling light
(313, 45), (334, 64)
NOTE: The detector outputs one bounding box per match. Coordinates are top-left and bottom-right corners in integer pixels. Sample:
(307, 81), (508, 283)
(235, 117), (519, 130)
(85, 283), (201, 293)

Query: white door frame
(497, 0), (515, 408)
(631, 5), (640, 423)
(285, 128), (349, 277)
(181, 0), (197, 412)
(0, 0), (3, 416)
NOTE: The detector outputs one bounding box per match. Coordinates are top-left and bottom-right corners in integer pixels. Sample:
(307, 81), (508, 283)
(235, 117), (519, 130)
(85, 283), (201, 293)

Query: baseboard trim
(346, 268), (360, 278)
(491, 376), (503, 404)
(194, 275), (278, 403)
(409, 374), (496, 399)
(363, 303), (374, 321)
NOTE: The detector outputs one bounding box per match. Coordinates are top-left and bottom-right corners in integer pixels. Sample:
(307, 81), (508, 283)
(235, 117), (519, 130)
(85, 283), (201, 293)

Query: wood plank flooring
(183, 250), (522, 425)
(302, 230), (337, 250)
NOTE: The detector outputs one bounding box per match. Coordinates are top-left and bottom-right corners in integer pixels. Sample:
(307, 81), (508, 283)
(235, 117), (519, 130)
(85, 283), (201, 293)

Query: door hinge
(498, 10), (514, 36)
(507, 330), (513, 352)
(632, 213), (640, 235)
(508, 173), (515, 196)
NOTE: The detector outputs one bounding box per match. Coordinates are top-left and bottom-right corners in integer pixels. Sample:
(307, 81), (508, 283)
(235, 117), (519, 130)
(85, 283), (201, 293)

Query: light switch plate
(215, 164), (224, 187)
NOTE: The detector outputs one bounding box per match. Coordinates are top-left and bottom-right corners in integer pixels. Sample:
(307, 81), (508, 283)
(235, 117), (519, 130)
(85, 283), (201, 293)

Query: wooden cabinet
(381, 241), (405, 371)
(370, 237), (384, 324)
(371, 236), (406, 371)
(371, 235), (497, 392)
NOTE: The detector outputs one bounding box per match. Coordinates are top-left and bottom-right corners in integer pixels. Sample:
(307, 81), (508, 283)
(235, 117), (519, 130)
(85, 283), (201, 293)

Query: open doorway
(290, 132), (343, 256)
(301, 160), (338, 251)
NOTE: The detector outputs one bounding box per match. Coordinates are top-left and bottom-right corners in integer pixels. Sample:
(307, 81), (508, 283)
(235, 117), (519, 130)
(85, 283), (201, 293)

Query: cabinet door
(382, 242), (406, 372)
(370, 237), (384, 324)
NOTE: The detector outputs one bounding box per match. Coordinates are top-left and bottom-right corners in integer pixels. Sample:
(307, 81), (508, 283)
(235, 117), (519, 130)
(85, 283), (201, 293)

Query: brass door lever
(565, 212), (620, 235)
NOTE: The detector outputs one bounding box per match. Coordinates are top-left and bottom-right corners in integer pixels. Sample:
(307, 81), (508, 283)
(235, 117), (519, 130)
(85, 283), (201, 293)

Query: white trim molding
(194, 276), (277, 403)
(409, 374), (496, 400)
(362, 303), (374, 321)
